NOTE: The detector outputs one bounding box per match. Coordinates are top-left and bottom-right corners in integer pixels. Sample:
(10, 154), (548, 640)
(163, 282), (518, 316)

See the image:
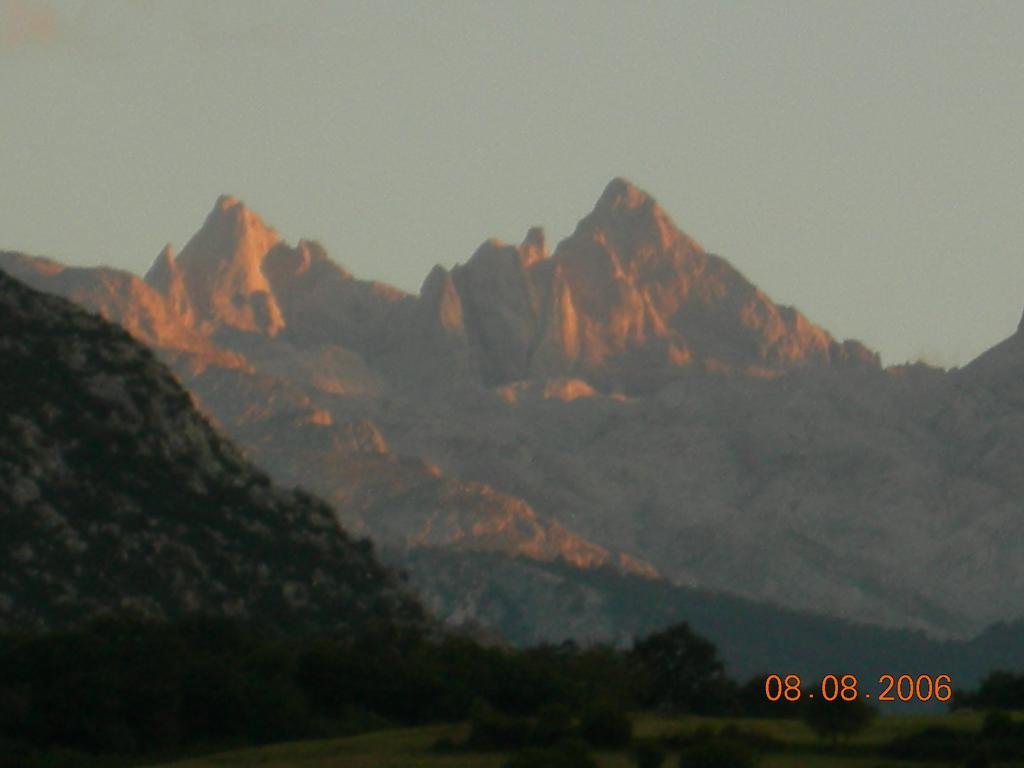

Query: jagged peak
(520, 227), (547, 266)
(296, 239), (330, 264)
(421, 263), (451, 296)
(176, 195), (280, 273)
(215, 193), (239, 211)
(596, 177), (652, 212)
(522, 226), (546, 250)
(462, 231), (548, 274)
(201, 194), (276, 243)
(170, 195), (284, 335)
(589, 177), (670, 232)
(469, 238), (509, 259)
(144, 243), (177, 289)
(181, 195), (280, 262)
(419, 264), (463, 332)
(573, 177), (700, 255)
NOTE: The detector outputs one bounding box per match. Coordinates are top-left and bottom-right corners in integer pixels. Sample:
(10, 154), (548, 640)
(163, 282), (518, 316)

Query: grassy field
(149, 711), (992, 768)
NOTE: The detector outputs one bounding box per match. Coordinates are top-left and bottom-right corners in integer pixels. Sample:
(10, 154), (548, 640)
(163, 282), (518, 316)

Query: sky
(2, 0), (1023, 368)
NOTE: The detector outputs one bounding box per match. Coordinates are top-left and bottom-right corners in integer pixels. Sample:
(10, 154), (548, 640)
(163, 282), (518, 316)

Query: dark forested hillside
(0, 269), (424, 634)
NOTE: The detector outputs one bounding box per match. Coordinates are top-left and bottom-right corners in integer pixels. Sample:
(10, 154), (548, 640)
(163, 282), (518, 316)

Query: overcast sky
(3, 0), (1023, 367)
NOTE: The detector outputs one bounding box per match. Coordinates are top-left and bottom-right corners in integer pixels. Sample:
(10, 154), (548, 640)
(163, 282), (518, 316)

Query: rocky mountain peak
(520, 227), (547, 266)
(143, 243), (193, 322)
(165, 196), (284, 336)
(366, 177), (880, 389)
(144, 244), (175, 282)
(195, 195), (280, 255)
(595, 176), (653, 212)
(576, 177), (700, 257)
(214, 193), (239, 211)
(143, 245), (176, 295)
(420, 264), (464, 333)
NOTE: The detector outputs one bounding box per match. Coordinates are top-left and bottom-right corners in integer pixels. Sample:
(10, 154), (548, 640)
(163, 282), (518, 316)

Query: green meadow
(151, 711), (994, 768)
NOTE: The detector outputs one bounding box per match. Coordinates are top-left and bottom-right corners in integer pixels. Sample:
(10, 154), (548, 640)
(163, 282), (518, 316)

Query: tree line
(1, 612), (1021, 767)
(0, 614), (738, 764)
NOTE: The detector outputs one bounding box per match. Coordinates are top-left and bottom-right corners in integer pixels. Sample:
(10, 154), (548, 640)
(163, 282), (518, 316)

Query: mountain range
(4, 177), (1024, 641)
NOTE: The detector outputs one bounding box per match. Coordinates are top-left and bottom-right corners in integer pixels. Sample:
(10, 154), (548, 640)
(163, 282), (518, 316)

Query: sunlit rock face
(544, 178), (879, 376)
(10, 180), (876, 398)
(413, 178), (878, 392)
(145, 244), (194, 326)
(168, 195), (285, 336)
(0, 251), (246, 372)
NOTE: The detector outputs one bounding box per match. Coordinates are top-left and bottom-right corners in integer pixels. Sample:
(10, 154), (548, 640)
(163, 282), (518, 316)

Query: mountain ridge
(101, 177), (881, 394)
(5, 177), (1023, 640)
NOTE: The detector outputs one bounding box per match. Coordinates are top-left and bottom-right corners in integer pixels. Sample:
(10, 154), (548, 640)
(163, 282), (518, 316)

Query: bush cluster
(885, 710), (1024, 765)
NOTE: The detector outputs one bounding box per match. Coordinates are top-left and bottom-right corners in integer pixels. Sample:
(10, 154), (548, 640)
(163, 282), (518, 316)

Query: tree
(801, 685), (876, 745)
(630, 623), (733, 713)
(955, 671), (1024, 711)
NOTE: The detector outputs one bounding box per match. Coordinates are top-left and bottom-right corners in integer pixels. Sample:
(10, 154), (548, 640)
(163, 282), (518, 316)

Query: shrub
(504, 739), (598, 768)
(532, 703), (575, 746)
(468, 700), (532, 751)
(982, 710), (1014, 739)
(633, 741), (668, 768)
(678, 741), (756, 768)
(580, 703), (633, 749)
(0, 739), (33, 768)
(664, 725), (716, 749)
(801, 689), (876, 745)
(718, 723), (781, 752)
(432, 735), (458, 752)
(884, 726), (973, 761)
(956, 671), (1024, 711)
(977, 710), (1024, 761)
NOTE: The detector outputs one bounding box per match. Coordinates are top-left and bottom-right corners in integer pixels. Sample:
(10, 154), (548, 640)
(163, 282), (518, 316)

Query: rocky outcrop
(449, 237), (544, 385)
(225, 410), (657, 577)
(411, 264), (472, 380)
(144, 244), (194, 325)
